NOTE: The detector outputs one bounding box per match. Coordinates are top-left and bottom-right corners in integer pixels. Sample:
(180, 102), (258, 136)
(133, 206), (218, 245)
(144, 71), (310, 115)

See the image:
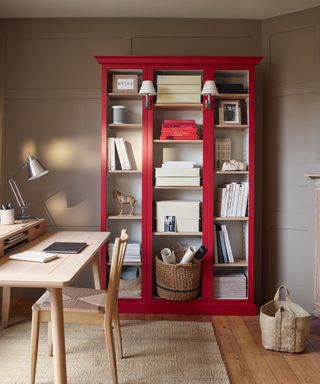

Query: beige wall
(0, 18), (264, 297)
(262, 7), (320, 311)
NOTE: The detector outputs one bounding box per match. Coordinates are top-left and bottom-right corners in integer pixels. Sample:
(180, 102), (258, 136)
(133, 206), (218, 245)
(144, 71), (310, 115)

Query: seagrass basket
(155, 252), (201, 301)
(260, 285), (311, 353)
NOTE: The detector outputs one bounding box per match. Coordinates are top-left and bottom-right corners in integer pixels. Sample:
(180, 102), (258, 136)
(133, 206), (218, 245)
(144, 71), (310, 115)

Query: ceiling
(0, 0), (320, 19)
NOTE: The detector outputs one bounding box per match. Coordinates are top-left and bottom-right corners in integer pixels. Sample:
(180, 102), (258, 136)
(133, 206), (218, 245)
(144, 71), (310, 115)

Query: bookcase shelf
(108, 123), (142, 129)
(153, 140), (203, 144)
(108, 170), (142, 174)
(154, 103), (202, 110)
(108, 215), (142, 220)
(154, 186), (203, 190)
(108, 93), (140, 100)
(96, 55), (261, 315)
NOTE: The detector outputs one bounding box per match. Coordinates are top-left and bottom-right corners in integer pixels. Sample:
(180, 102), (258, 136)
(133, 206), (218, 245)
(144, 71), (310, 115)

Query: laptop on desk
(43, 242), (88, 254)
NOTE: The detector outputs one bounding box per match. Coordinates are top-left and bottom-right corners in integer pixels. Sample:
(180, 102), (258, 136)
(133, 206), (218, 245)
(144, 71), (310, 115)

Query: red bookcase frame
(96, 56), (262, 315)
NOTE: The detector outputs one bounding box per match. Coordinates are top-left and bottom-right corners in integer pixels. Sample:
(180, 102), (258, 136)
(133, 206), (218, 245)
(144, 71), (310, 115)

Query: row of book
(108, 241), (141, 263)
(214, 224), (234, 264)
(216, 182), (248, 217)
(157, 75), (201, 104)
(160, 119), (199, 140)
(108, 137), (132, 170)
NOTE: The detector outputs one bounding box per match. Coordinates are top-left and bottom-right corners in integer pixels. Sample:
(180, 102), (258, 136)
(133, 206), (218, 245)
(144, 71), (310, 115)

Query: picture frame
(112, 74), (138, 93)
(164, 216), (176, 232)
(219, 100), (241, 124)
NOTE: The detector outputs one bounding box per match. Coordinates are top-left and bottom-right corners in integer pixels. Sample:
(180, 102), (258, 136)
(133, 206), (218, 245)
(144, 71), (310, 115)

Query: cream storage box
(156, 200), (200, 232)
(155, 168), (200, 187)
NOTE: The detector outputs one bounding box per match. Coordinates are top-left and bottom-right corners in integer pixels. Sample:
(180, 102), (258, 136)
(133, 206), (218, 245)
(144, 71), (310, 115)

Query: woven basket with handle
(259, 285), (311, 353)
(155, 252), (201, 301)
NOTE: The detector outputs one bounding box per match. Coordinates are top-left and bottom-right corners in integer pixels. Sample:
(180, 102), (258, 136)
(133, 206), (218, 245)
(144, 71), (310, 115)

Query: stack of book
(108, 241), (141, 263)
(156, 75), (201, 104)
(108, 137), (132, 170)
(160, 120), (199, 140)
(215, 182), (248, 217)
(155, 160), (200, 186)
(213, 272), (247, 299)
(214, 224), (234, 263)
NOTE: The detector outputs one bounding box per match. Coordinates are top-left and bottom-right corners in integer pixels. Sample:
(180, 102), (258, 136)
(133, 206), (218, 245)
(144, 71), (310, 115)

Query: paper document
(9, 251), (59, 263)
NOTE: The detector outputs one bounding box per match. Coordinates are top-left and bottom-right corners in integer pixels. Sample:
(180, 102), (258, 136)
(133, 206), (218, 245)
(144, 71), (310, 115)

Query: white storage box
(156, 218), (199, 232)
(156, 200), (200, 219)
(155, 177), (200, 187)
(155, 168), (200, 177)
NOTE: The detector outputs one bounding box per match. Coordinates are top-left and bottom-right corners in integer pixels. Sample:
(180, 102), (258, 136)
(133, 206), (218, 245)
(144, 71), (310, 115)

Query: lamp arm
(8, 177), (28, 208)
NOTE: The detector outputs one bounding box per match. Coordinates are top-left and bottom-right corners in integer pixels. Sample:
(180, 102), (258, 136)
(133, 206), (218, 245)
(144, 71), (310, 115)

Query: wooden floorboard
(2, 298), (320, 383)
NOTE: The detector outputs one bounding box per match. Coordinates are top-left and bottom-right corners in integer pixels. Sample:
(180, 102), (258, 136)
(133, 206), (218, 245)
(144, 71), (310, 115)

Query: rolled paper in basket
(179, 246), (196, 264)
(161, 248), (176, 264)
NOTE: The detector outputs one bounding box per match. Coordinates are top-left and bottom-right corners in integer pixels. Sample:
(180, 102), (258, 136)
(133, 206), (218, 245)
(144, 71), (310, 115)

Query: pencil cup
(161, 248), (176, 264)
(112, 106), (125, 124)
(0, 209), (15, 225)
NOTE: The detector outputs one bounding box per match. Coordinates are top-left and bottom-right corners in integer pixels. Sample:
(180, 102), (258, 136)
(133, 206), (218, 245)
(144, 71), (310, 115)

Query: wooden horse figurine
(113, 190), (136, 216)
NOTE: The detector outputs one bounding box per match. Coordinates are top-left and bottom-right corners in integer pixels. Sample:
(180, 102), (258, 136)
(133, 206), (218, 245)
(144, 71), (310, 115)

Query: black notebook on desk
(43, 242), (88, 254)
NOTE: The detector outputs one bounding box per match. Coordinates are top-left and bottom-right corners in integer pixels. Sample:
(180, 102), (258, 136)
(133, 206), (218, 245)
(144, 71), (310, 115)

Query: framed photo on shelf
(112, 74), (138, 93)
(164, 216), (176, 232)
(219, 100), (241, 124)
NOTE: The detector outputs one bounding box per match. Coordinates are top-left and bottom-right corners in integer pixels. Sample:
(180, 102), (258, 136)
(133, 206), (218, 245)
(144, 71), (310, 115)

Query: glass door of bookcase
(149, 67), (205, 300)
(213, 69), (251, 301)
(105, 68), (144, 299)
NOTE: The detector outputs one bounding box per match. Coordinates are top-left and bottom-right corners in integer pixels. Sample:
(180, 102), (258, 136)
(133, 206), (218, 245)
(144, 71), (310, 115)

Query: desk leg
(92, 252), (102, 289)
(49, 288), (67, 384)
(2, 286), (10, 328)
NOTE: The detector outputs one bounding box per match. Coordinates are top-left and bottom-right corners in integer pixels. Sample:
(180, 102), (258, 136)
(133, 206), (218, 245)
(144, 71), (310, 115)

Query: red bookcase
(96, 56), (262, 315)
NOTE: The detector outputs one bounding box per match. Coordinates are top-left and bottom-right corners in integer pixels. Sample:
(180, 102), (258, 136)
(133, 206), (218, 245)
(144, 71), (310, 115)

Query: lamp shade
(201, 80), (219, 95)
(139, 80), (156, 95)
(27, 155), (49, 180)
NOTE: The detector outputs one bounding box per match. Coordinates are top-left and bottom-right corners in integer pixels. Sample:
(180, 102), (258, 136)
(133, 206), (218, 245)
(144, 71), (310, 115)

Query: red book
(160, 135), (199, 140)
(163, 119), (196, 124)
(161, 128), (198, 133)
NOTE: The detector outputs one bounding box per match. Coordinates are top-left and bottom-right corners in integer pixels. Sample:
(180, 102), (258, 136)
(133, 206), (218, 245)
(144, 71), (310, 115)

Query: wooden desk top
(0, 231), (110, 288)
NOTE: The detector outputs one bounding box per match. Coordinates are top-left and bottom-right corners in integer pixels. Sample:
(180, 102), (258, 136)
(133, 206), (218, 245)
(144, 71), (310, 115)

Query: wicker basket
(155, 252), (201, 301)
(260, 285), (311, 353)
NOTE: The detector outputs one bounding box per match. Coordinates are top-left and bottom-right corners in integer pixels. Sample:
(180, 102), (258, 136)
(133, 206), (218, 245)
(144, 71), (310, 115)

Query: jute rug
(0, 320), (230, 384)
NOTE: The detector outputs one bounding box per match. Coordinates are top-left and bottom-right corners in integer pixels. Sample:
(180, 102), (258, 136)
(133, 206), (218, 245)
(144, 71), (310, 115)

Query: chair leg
(30, 309), (40, 384)
(113, 307), (123, 359)
(104, 315), (118, 384)
(47, 321), (53, 357)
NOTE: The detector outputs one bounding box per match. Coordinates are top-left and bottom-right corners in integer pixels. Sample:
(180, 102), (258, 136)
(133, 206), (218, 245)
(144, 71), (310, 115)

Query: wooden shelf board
(108, 215), (142, 220)
(215, 124), (249, 130)
(153, 232), (203, 236)
(214, 217), (248, 221)
(108, 170), (142, 174)
(108, 123), (142, 129)
(108, 93), (140, 100)
(153, 140), (203, 144)
(214, 93), (249, 100)
(215, 171), (249, 175)
(154, 103), (203, 110)
(214, 261), (248, 267)
(154, 186), (202, 190)
(108, 261), (141, 266)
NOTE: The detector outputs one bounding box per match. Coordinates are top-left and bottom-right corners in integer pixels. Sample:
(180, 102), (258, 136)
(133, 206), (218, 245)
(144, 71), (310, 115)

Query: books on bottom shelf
(214, 224), (234, 263)
(216, 182), (248, 217)
(108, 241), (141, 263)
(213, 271), (247, 299)
(108, 137), (132, 170)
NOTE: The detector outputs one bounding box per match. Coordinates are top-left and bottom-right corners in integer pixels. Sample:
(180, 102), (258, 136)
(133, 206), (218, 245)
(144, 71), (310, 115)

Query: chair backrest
(105, 229), (128, 319)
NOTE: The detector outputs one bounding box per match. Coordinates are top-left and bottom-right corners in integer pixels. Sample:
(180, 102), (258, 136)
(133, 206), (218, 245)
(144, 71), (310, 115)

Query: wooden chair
(30, 229), (128, 384)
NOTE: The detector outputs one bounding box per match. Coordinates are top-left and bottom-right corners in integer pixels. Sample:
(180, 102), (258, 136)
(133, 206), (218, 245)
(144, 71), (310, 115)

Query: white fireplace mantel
(306, 173), (320, 316)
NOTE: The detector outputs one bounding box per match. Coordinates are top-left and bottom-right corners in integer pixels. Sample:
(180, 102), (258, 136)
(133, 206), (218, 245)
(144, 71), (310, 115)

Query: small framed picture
(219, 100), (241, 124)
(112, 74), (138, 93)
(164, 216), (176, 232)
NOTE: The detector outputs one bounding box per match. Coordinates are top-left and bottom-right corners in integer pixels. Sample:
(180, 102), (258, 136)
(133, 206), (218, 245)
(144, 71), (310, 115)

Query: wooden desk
(0, 230), (110, 384)
(0, 218), (46, 327)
